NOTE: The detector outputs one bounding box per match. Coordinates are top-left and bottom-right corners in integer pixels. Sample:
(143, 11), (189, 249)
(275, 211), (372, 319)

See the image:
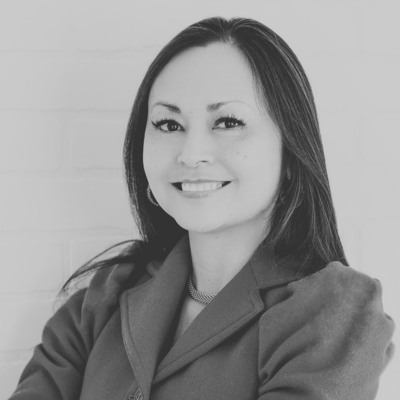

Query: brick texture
(0, 242), (64, 293)
(0, 0), (67, 51)
(0, 59), (148, 110)
(0, 179), (133, 231)
(1, 1), (398, 399)
(0, 115), (64, 172)
(69, 118), (127, 169)
(362, 112), (399, 165)
(0, 298), (55, 352)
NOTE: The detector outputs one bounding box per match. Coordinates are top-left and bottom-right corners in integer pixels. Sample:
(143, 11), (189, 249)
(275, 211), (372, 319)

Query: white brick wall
(0, 242), (64, 293)
(0, 116), (64, 172)
(1, 1), (398, 398)
(69, 118), (126, 169)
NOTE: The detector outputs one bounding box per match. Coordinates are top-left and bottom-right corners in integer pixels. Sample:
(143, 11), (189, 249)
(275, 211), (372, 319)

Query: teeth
(181, 182), (224, 192)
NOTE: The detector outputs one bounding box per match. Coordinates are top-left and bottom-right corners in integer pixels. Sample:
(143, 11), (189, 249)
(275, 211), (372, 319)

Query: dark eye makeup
(151, 114), (246, 133)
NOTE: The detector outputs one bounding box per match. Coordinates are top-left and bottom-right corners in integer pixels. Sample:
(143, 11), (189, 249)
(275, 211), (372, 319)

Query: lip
(171, 181), (232, 199)
(173, 179), (229, 184)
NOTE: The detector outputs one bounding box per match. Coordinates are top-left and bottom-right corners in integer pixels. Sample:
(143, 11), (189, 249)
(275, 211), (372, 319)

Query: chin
(173, 214), (224, 234)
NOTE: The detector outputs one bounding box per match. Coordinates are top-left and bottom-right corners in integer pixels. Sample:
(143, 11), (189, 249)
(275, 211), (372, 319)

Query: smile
(172, 181), (231, 197)
(181, 181), (227, 192)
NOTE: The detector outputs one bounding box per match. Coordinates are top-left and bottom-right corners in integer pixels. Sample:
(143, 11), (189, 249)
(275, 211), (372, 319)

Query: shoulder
(287, 261), (383, 303)
(271, 261), (391, 320)
(260, 261), (385, 312)
(60, 239), (165, 309)
(257, 262), (396, 396)
(85, 259), (161, 307)
(57, 258), (159, 333)
(259, 260), (395, 348)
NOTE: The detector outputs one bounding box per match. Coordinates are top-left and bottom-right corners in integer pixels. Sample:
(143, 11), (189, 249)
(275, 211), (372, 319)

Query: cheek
(238, 139), (282, 193)
(143, 135), (169, 181)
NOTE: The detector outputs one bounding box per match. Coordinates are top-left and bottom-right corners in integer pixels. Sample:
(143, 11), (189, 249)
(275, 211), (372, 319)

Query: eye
(151, 118), (182, 133)
(214, 114), (246, 130)
(151, 114), (246, 133)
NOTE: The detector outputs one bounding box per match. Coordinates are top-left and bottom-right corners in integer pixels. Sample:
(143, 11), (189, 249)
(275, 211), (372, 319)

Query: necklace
(187, 274), (217, 305)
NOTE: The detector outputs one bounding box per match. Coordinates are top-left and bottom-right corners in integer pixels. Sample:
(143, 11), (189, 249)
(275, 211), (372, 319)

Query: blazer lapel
(120, 233), (311, 395)
(153, 258), (265, 384)
(119, 234), (191, 400)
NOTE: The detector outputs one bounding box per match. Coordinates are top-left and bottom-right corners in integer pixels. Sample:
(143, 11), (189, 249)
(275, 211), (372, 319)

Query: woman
(10, 17), (395, 400)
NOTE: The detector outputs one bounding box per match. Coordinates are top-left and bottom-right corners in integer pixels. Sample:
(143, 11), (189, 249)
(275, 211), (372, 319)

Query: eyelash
(151, 114), (246, 133)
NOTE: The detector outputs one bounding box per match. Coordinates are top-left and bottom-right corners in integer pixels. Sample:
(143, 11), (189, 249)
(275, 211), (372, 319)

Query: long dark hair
(60, 16), (347, 295)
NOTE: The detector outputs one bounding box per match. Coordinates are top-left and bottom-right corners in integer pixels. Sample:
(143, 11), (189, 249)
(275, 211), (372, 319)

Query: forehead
(148, 43), (262, 112)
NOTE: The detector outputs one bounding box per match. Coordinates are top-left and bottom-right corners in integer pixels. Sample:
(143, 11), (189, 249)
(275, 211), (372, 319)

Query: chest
(172, 295), (206, 345)
(80, 296), (262, 400)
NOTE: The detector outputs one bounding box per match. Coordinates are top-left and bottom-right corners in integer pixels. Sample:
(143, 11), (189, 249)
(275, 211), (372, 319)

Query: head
(143, 42), (283, 247)
(124, 17), (347, 268)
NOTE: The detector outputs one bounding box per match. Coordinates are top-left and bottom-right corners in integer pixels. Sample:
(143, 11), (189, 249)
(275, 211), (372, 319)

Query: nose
(177, 129), (215, 168)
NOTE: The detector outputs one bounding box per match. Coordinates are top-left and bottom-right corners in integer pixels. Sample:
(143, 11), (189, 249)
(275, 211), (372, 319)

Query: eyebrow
(150, 101), (245, 113)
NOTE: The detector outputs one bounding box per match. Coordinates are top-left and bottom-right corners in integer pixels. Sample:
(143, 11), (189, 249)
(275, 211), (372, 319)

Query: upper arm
(9, 289), (91, 400)
(257, 262), (395, 400)
(8, 261), (140, 400)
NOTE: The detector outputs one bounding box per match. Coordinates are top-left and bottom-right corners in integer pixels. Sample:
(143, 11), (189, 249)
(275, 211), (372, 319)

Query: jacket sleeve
(257, 261), (396, 400)
(8, 263), (136, 400)
(8, 289), (89, 399)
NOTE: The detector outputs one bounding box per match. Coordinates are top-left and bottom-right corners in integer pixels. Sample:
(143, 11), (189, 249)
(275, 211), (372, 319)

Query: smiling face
(143, 43), (283, 238)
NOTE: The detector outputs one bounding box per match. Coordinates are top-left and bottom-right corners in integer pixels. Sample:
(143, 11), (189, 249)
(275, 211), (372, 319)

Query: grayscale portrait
(1, 2), (398, 399)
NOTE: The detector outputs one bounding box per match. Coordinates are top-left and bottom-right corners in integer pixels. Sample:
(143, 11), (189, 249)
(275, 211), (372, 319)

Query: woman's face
(143, 43), (283, 236)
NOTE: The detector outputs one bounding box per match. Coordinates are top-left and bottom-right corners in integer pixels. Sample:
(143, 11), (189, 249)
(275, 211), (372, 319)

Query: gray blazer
(10, 233), (395, 400)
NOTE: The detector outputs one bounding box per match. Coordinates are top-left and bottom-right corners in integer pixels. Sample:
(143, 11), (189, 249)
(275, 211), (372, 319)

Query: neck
(188, 222), (269, 294)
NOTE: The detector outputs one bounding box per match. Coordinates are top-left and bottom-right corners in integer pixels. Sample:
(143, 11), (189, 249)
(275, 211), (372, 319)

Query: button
(128, 388), (143, 400)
